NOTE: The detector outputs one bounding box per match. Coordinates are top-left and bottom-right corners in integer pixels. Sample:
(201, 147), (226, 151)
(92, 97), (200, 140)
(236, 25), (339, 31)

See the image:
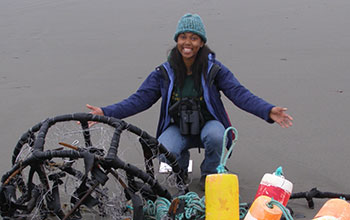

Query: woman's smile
(183, 48), (192, 53)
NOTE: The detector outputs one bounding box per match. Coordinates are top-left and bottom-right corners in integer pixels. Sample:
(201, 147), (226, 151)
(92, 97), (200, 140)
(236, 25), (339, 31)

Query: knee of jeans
(203, 133), (223, 149)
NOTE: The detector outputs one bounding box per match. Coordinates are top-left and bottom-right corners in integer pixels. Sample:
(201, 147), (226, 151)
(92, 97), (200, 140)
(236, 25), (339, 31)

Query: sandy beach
(1, 0), (350, 218)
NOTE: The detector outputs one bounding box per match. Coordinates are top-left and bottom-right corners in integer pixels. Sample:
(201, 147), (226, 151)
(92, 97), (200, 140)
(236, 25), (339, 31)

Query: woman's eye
(191, 36), (198, 41)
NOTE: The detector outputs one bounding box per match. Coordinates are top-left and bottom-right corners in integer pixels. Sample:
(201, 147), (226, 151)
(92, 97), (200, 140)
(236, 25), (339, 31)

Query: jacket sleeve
(101, 70), (162, 119)
(215, 62), (274, 123)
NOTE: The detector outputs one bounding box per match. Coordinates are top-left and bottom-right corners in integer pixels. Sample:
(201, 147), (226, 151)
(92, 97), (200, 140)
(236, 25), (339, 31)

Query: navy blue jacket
(101, 54), (274, 140)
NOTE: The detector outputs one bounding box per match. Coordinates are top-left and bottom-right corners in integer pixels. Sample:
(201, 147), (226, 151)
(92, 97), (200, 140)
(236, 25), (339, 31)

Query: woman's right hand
(86, 104), (104, 127)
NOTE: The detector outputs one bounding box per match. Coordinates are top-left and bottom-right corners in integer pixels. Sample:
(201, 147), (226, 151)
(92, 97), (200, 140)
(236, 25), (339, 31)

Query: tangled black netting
(0, 113), (187, 220)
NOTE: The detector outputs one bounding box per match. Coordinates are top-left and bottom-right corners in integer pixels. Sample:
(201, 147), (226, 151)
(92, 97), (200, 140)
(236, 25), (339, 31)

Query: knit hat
(174, 13), (207, 43)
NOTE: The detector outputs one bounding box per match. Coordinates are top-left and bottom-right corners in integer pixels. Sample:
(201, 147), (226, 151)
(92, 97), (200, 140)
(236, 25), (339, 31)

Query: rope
(267, 198), (294, 220)
(144, 192), (205, 220)
(239, 202), (249, 219)
(290, 187), (350, 209)
(274, 166), (284, 176)
(144, 197), (171, 220)
(177, 192), (205, 220)
(216, 127), (238, 174)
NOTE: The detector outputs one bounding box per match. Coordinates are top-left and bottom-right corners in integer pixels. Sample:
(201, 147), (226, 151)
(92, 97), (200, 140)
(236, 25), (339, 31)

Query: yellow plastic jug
(205, 173), (239, 220)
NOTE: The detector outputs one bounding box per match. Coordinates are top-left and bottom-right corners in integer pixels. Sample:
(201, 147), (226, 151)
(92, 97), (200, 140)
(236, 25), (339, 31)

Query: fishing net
(0, 113), (185, 220)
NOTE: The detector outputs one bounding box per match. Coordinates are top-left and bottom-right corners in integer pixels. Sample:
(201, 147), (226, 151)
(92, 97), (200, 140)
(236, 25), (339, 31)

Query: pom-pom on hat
(174, 13), (207, 43)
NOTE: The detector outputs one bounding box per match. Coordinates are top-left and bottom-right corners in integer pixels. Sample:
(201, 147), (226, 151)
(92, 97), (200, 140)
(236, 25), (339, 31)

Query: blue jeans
(158, 120), (225, 176)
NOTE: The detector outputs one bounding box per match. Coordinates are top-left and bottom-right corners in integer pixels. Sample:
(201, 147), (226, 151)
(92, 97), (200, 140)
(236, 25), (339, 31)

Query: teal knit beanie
(174, 13), (207, 43)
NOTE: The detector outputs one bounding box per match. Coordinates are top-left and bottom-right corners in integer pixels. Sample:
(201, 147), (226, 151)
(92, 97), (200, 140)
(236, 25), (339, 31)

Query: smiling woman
(174, 14), (205, 70)
(85, 13), (293, 193)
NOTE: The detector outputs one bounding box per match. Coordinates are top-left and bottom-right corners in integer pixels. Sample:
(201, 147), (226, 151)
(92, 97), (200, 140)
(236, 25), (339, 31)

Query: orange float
(313, 198), (350, 220)
(244, 195), (283, 220)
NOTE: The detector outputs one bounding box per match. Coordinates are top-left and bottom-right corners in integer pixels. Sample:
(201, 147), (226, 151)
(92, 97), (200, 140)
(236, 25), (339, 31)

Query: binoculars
(169, 98), (202, 135)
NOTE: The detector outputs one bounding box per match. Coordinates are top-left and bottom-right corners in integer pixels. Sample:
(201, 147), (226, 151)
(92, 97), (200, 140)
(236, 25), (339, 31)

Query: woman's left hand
(269, 107), (293, 128)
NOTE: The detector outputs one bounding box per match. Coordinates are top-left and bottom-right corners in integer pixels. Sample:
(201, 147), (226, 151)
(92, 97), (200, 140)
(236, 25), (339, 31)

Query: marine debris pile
(1, 113), (350, 220)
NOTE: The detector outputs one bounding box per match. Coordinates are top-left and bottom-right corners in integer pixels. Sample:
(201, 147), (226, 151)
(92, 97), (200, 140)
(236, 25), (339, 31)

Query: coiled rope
(144, 197), (171, 219)
(177, 192), (205, 219)
(144, 192), (205, 220)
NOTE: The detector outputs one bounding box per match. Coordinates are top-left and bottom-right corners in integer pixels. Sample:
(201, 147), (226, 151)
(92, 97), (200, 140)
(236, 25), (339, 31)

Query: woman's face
(177, 32), (204, 62)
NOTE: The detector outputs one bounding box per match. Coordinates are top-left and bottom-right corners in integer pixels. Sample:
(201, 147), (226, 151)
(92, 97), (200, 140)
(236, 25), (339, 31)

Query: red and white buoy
(254, 167), (293, 206)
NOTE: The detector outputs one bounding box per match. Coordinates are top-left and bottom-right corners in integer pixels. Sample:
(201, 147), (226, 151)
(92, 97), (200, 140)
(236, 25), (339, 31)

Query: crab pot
(244, 195), (283, 220)
(205, 173), (239, 220)
(254, 173), (293, 206)
(313, 198), (350, 220)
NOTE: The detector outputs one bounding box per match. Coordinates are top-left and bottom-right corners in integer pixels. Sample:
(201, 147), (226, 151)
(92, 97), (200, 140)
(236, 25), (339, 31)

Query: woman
(86, 13), (293, 190)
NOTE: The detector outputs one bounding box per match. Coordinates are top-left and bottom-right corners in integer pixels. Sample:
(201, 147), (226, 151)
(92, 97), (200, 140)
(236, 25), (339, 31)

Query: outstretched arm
(269, 107), (293, 128)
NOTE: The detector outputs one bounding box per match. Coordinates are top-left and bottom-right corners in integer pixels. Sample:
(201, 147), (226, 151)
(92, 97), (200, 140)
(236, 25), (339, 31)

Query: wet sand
(1, 0), (350, 218)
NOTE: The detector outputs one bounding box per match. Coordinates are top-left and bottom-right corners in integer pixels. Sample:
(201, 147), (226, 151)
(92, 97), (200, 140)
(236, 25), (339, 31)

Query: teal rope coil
(216, 126), (238, 174)
(144, 192), (205, 220)
(267, 198), (294, 220)
(144, 197), (171, 220)
(176, 192), (205, 219)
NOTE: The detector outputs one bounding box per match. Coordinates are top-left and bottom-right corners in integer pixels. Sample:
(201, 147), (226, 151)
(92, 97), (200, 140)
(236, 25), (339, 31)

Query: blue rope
(216, 127), (238, 174)
(239, 202), (248, 219)
(267, 198), (294, 220)
(144, 197), (171, 220)
(274, 166), (284, 176)
(144, 192), (205, 220)
(177, 192), (205, 219)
